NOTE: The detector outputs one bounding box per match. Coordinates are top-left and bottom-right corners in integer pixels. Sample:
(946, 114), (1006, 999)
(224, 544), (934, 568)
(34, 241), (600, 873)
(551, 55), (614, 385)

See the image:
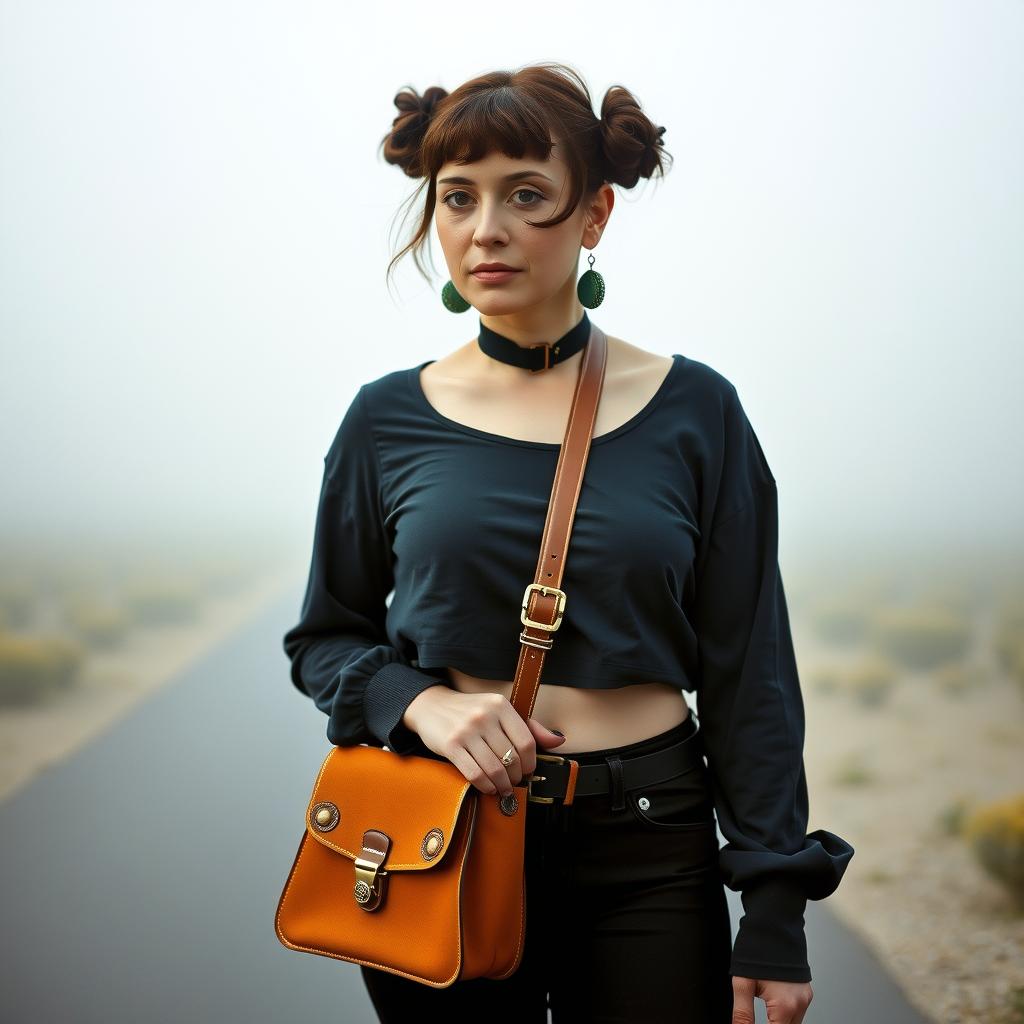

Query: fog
(2, 1), (1019, 566)
(2, 4), (1023, 1022)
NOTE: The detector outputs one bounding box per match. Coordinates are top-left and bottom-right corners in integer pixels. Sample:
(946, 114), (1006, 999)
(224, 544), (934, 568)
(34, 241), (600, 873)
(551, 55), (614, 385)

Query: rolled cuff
(729, 878), (811, 982)
(362, 661), (450, 754)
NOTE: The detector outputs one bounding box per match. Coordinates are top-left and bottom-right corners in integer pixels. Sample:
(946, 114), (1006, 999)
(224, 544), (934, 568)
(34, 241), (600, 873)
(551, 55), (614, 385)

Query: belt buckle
(526, 753), (566, 804)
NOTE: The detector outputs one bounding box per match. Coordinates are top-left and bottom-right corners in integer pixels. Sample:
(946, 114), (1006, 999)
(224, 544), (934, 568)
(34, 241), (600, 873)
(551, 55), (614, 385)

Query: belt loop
(604, 755), (625, 811)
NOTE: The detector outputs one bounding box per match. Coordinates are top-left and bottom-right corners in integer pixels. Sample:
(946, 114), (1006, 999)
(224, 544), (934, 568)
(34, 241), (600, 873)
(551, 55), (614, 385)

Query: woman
(283, 62), (854, 1023)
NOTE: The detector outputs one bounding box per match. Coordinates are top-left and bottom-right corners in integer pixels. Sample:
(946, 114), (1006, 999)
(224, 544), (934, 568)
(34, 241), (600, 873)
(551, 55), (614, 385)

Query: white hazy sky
(2, 1), (1021, 568)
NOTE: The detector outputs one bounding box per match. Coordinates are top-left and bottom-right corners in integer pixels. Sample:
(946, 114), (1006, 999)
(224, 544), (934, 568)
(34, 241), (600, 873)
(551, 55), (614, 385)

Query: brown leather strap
(508, 320), (608, 723)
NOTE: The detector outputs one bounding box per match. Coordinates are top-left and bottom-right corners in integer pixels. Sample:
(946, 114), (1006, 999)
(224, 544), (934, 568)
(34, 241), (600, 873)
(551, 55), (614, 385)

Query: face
(434, 140), (612, 318)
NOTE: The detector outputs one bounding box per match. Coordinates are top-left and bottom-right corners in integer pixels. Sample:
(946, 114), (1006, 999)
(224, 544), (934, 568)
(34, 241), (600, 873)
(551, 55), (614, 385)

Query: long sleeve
(693, 383), (855, 983)
(282, 386), (450, 754)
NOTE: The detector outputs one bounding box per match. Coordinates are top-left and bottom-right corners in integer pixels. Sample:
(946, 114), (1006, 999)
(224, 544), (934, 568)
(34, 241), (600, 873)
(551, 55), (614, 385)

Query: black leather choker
(476, 310), (591, 373)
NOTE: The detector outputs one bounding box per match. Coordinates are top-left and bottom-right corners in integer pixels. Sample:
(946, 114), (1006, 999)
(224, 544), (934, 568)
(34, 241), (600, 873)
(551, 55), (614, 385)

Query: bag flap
(303, 744), (475, 873)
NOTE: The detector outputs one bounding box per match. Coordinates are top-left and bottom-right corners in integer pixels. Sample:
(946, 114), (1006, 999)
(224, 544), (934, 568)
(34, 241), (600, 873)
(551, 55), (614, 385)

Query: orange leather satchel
(275, 322), (609, 987)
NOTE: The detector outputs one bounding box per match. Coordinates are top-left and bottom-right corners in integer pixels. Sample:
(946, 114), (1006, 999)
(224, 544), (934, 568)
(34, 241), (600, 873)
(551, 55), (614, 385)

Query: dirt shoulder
(795, 605), (1024, 1024)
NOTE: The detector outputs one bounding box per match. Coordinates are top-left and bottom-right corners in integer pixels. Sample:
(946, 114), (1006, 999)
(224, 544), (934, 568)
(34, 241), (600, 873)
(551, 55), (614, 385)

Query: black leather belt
(524, 722), (706, 805)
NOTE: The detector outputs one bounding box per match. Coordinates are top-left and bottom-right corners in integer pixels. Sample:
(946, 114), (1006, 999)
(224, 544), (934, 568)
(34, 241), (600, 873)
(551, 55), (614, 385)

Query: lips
(471, 268), (521, 283)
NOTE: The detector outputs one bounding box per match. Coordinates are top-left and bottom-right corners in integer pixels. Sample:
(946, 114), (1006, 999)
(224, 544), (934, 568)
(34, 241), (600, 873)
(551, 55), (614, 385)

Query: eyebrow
(437, 170), (554, 185)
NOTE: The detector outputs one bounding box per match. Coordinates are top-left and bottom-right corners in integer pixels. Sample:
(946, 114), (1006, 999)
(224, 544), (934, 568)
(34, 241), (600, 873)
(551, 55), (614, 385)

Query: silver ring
(501, 746), (516, 766)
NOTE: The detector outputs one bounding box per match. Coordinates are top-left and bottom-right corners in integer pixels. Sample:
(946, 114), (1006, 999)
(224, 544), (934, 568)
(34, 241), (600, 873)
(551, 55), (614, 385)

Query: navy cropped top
(282, 343), (855, 983)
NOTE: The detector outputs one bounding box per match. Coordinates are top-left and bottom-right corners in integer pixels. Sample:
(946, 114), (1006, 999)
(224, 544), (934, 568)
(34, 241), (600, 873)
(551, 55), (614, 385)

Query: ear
(581, 182), (614, 248)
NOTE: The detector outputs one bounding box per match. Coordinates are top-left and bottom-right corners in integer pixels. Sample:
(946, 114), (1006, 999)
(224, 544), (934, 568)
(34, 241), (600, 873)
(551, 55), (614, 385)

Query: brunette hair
(379, 61), (672, 288)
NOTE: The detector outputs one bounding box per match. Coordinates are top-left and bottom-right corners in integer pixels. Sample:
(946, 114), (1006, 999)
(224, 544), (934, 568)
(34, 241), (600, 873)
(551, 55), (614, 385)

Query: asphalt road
(0, 589), (930, 1023)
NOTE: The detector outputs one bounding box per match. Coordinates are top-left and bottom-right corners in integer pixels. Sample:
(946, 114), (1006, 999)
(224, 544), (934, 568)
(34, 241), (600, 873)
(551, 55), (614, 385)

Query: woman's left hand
(732, 976), (813, 1023)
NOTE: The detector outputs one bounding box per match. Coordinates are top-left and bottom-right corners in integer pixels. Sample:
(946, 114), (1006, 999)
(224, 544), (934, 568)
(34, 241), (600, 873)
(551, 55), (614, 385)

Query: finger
(796, 988), (813, 1024)
(496, 709), (539, 780)
(489, 731), (523, 786)
(731, 997), (755, 1024)
(731, 977), (756, 1024)
(766, 996), (801, 1024)
(465, 732), (516, 795)
(444, 743), (498, 796)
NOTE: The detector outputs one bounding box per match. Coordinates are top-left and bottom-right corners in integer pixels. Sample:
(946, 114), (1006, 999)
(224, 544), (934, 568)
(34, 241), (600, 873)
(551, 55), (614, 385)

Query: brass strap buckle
(521, 583), (567, 632)
(526, 753), (567, 804)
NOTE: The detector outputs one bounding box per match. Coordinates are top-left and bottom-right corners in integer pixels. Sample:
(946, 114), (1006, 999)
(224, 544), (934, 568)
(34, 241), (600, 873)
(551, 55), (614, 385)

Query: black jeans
(360, 714), (734, 1023)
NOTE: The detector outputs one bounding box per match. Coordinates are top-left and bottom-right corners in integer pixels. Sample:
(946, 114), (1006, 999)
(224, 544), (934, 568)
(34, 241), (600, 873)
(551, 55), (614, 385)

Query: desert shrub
(831, 751), (874, 787)
(845, 657), (898, 707)
(985, 724), (1021, 747)
(0, 579), (35, 629)
(1005, 985), (1024, 1024)
(1006, 647), (1024, 693)
(810, 599), (872, 646)
(809, 665), (843, 695)
(869, 605), (972, 670)
(0, 632), (85, 706)
(937, 795), (974, 836)
(993, 599), (1024, 691)
(862, 867), (894, 884)
(63, 599), (131, 649)
(122, 579), (202, 626)
(933, 662), (985, 697)
(963, 793), (1024, 908)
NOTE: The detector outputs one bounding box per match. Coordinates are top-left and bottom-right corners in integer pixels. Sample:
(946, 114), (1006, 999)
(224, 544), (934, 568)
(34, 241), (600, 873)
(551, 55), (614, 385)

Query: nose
(471, 199), (511, 249)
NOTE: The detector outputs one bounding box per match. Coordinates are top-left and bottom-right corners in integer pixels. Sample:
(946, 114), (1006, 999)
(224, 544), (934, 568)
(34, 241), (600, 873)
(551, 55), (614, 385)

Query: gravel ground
(794, 599), (1024, 1024)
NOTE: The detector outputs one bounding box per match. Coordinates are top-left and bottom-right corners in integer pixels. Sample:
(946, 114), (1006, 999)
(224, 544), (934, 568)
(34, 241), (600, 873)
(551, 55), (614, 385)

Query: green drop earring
(441, 279), (470, 313)
(576, 253), (605, 308)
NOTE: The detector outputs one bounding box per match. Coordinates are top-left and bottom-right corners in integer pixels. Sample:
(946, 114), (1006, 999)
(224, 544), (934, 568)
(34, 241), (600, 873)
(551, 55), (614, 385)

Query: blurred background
(1, 2), (1021, 1022)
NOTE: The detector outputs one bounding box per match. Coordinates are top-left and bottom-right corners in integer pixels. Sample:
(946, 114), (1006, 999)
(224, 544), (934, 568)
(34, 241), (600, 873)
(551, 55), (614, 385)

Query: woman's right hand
(403, 686), (566, 797)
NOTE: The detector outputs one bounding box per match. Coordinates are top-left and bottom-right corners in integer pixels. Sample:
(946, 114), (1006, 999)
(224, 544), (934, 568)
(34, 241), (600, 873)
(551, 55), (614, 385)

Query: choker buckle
(528, 342), (552, 372)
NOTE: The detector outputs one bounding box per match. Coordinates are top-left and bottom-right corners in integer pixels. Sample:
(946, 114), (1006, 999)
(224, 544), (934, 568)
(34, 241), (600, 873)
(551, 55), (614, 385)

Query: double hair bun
(382, 80), (669, 188)
(384, 85), (450, 178)
(598, 85), (669, 188)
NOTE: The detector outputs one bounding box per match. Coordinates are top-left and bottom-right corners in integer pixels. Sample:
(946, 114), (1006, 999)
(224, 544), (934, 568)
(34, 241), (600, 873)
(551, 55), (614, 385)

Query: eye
(439, 187), (546, 211)
(440, 190), (472, 210)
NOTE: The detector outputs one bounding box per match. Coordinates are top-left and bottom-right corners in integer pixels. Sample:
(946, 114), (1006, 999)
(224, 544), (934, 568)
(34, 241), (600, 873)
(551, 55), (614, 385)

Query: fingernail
(552, 729), (565, 737)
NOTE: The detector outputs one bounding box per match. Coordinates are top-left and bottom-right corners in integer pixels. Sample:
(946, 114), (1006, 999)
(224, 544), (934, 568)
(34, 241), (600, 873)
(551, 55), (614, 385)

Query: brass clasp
(353, 830), (391, 912)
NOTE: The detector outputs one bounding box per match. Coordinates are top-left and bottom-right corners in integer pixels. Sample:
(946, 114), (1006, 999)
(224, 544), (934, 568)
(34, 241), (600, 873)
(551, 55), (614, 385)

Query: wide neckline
(408, 353), (685, 451)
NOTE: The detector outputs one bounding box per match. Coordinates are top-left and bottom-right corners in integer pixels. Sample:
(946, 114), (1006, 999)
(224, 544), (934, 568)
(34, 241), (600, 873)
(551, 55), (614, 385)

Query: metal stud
(421, 828), (444, 860)
(499, 792), (519, 816)
(638, 796), (651, 811)
(311, 800), (340, 831)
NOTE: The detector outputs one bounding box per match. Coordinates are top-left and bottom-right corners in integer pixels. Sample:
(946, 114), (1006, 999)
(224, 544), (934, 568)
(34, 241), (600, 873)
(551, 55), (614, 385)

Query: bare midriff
(444, 667), (690, 754)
